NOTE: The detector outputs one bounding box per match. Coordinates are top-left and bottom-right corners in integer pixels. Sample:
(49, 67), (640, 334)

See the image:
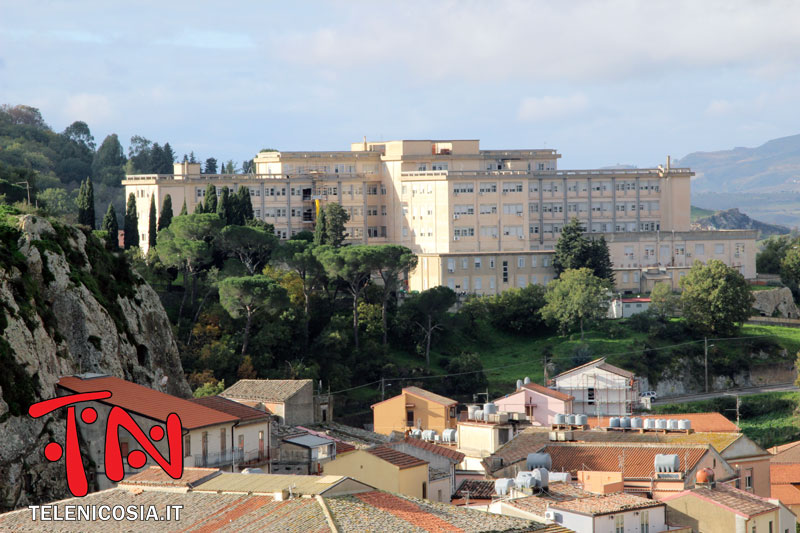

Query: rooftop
(553, 358), (634, 380)
(549, 492), (663, 516)
(191, 472), (370, 496)
(663, 483), (778, 519)
(403, 386), (458, 406)
(118, 467), (221, 489)
(297, 421), (389, 449)
(587, 413), (740, 433)
(58, 376), (238, 430)
(188, 395), (271, 423)
(393, 436), (466, 464)
(283, 433), (335, 449)
(771, 440), (800, 464)
(506, 482), (596, 516)
(367, 445), (429, 470)
(220, 379), (311, 403)
(453, 479), (497, 501)
(770, 463), (800, 484)
(771, 483), (800, 505)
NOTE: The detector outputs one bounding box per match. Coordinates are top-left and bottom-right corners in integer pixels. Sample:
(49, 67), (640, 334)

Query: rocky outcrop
(0, 215), (190, 511)
(693, 207), (790, 238)
(752, 287), (799, 318)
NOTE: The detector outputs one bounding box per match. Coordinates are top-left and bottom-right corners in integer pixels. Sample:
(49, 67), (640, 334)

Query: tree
(76, 177), (95, 228)
(101, 203), (119, 250)
(217, 186), (231, 223)
(586, 236), (614, 283)
(542, 268), (608, 339)
(124, 192), (139, 249)
(758, 235), (793, 275)
(219, 275), (288, 356)
(445, 353), (488, 396)
(554, 217), (588, 275)
(204, 184), (218, 213)
(160, 143), (175, 173)
(481, 284), (549, 334)
(204, 157), (218, 174)
(324, 203), (350, 246)
(189, 151), (197, 163)
(373, 245), (418, 345)
(650, 282), (678, 319)
(92, 134), (126, 186)
(148, 194), (158, 248)
(315, 245), (383, 350)
(313, 208), (328, 246)
(402, 286), (457, 366)
(277, 238), (326, 345)
(179, 198), (188, 216)
(217, 224), (278, 275)
(781, 245), (800, 293)
(128, 135), (153, 173)
(242, 160), (253, 173)
(39, 188), (77, 219)
(0, 104), (49, 128)
(158, 194), (173, 231)
(680, 259), (754, 336)
(235, 186), (253, 224)
(62, 121), (95, 151)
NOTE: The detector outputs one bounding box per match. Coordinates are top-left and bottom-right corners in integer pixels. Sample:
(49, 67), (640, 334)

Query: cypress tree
(205, 184), (218, 212)
(313, 208), (327, 246)
(217, 186), (230, 224)
(158, 194), (173, 230)
(124, 193), (139, 249)
(76, 177), (96, 228)
(194, 200), (203, 214)
(180, 198), (188, 215)
(148, 194), (157, 248)
(101, 203), (119, 250)
(237, 186), (253, 223)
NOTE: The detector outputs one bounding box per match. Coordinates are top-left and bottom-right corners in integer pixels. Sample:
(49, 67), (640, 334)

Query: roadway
(652, 382), (798, 405)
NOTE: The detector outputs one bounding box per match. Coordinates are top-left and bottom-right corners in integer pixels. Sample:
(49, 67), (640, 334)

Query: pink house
(493, 382), (573, 426)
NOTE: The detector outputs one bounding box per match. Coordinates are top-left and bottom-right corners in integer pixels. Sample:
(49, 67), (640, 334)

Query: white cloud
(63, 93), (113, 125)
(518, 94), (588, 121)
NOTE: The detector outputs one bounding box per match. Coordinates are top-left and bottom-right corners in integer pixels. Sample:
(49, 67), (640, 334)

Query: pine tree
(158, 194), (173, 231)
(76, 177), (96, 228)
(189, 151), (197, 163)
(553, 217), (588, 276)
(217, 186), (230, 224)
(587, 236), (615, 283)
(162, 143), (175, 173)
(204, 157), (218, 174)
(148, 194), (158, 248)
(101, 203), (119, 250)
(205, 184), (217, 212)
(180, 198), (188, 215)
(124, 193), (139, 249)
(194, 201), (204, 214)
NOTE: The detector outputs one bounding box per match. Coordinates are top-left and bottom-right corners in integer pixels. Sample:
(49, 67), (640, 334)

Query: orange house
(371, 387), (457, 436)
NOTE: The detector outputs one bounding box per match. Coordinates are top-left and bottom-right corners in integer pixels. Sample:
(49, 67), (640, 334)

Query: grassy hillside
(691, 205), (716, 222)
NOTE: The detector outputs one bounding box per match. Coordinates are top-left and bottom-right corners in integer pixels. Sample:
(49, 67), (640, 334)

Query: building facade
(371, 386), (458, 437)
(123, 139), (757, 294)
(551, 358), (638, 417)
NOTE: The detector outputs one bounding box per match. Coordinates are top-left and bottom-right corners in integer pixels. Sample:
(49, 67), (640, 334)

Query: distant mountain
(675, 133), (800, 193)
(693, 207), (790, 238)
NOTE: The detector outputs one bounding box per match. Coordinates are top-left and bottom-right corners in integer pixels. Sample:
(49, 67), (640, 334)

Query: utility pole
(704, 337), (709, 393)
(381, 377), (385, 402)
(543, 354), (549, 385)
(736, 395), (740, 428)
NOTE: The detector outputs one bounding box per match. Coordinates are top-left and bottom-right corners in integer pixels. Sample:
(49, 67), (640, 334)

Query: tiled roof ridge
(367, 445), (428, 469)
(398, 436), (466, 463)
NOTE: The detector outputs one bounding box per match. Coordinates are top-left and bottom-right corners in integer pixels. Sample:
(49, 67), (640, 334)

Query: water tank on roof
(644, 419), (656, 429)
(631, 417), (643, 429)
(524, 376), (531, 385)
(484, 403), (498, 416)
(656, 419), (668, 430)
(577, 414), (588, 426)
(549, 472), (570, 484)
(620, 417), (631, 428)
(516, 379), (523, 390)
(526, 453), (552, 471)
(668, 419), (680, 430)
(442, 429), (457, 443)
(533, 468), (549, 490)
(515, 471), (535, 489)
(655, 454), (680, 473)
(610, 417), (621, 428)
(495, 478), (515, 496)
(679, 419), (692, 430)
(554, 413), (566, 425)
(474, 409), (484, 421)
(567, 414), (577, 425)
(410, 428), (422, 438)
(467, 405), (480, 420)
(422, 430), (437, 441)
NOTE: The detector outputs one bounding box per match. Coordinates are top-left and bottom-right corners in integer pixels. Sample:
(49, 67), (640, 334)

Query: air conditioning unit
(544, 510), (556, 521)
(453, 214), (460, 220)
(517, 212), (523, 217)
(518, 235), (525, 240)
(454, 236), (460, 241)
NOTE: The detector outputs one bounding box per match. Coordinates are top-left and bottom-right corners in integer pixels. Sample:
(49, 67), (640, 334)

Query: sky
(2, 0), (800, 169)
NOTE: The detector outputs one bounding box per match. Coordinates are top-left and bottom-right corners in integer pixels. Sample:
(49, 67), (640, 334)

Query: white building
(551, 358), (638, 416)
(608, 297), (651, 319)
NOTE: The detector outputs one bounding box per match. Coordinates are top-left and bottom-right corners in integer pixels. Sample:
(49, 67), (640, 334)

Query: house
(276, 433), (337, 475)
(493, 381), (574, 426)
(220, 379), (320, 426)
(0, 480), (537, 532)
(551, 358), (638, 416)
(452, 479), (498, 508)
(189, 395), (272, 468)
(663, 478), (786, 533)
(608, 296), (651, 318)
(57, 374), (240, 488)
(370, 386), (458, 436)
(323, 445), (430, 499)
(458, 413), (530, 472)
(771, 444), (800, 515)
(387, 436), (466, 502)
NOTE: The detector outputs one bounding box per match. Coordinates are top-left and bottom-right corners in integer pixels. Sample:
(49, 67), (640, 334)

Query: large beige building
(123, 139), (756, 294)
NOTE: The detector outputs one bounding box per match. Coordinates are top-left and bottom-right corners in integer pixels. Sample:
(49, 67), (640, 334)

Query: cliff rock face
(0, 215), (190, 511)
(751, 287), (800, 319)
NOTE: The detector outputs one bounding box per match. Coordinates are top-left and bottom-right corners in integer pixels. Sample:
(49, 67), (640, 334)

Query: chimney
(363, 136), (367, 151)
(666, 155), (671, 170)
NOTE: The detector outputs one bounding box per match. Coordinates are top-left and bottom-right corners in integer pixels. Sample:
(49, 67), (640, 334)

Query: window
(615, 514), (624, 533)
(238, 434), (244, 452)
(407, 410), (414, 426)
(220, 428), (226, 453)
(517, 275), (526, 287)
(587, 388), (595, 405)
(695, 244), (705, 256)
(502, 261), (508, 283)
(745, 468), (753, 490)
(474, 257), (482, 269)
(622, 272), (629, 283)
(531, 256), (537, 267)
(640, 510), (649, 533)
(454, 227), (475, 238)
(480, 204), (497, 214)
(543, 257), (549, 267)
(479, 182), (497, 193)
(183, 434), (191, 457)
(453, 183), (474, 194)
(489, 277), (495, 289)
(517, 256), (525, 268)
(475, 277), (482, 290)
(463, 277), (469, 290)
(454, 204), (474, 215)
(489, 258), (495, 268)
(447, 259), (455, 273)
(462, 258), (469, 270)
(480, 225), (498, 238)
(715, 243), (725, 254)
(448, 278), (455, 289)
(502, 182), (523, 193)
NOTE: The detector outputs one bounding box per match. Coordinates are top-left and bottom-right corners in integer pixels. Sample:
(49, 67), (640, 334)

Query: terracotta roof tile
(58, 376), (238, 430)
(663, 483), (777, 518)
(507, 482), (596, 516)
(769, 440), (800, 454)
(367, 445), (428, 470)
(771, 483), (800, 505)
(220, 379), (311, 402)
(521, 382), (574, 402)
(189, 395), (271, 423)
(587, 413), (739, 433)
(550, 492), (663, 516)
(770, 463), (800, 484)
(118, 466), (220, 489)
(542, 443), (710, 478)
(297, 423), (386, 451)
(395, 436), (466, 463)
(454, 479), (497, 500)
(771, 441), (800, 464)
